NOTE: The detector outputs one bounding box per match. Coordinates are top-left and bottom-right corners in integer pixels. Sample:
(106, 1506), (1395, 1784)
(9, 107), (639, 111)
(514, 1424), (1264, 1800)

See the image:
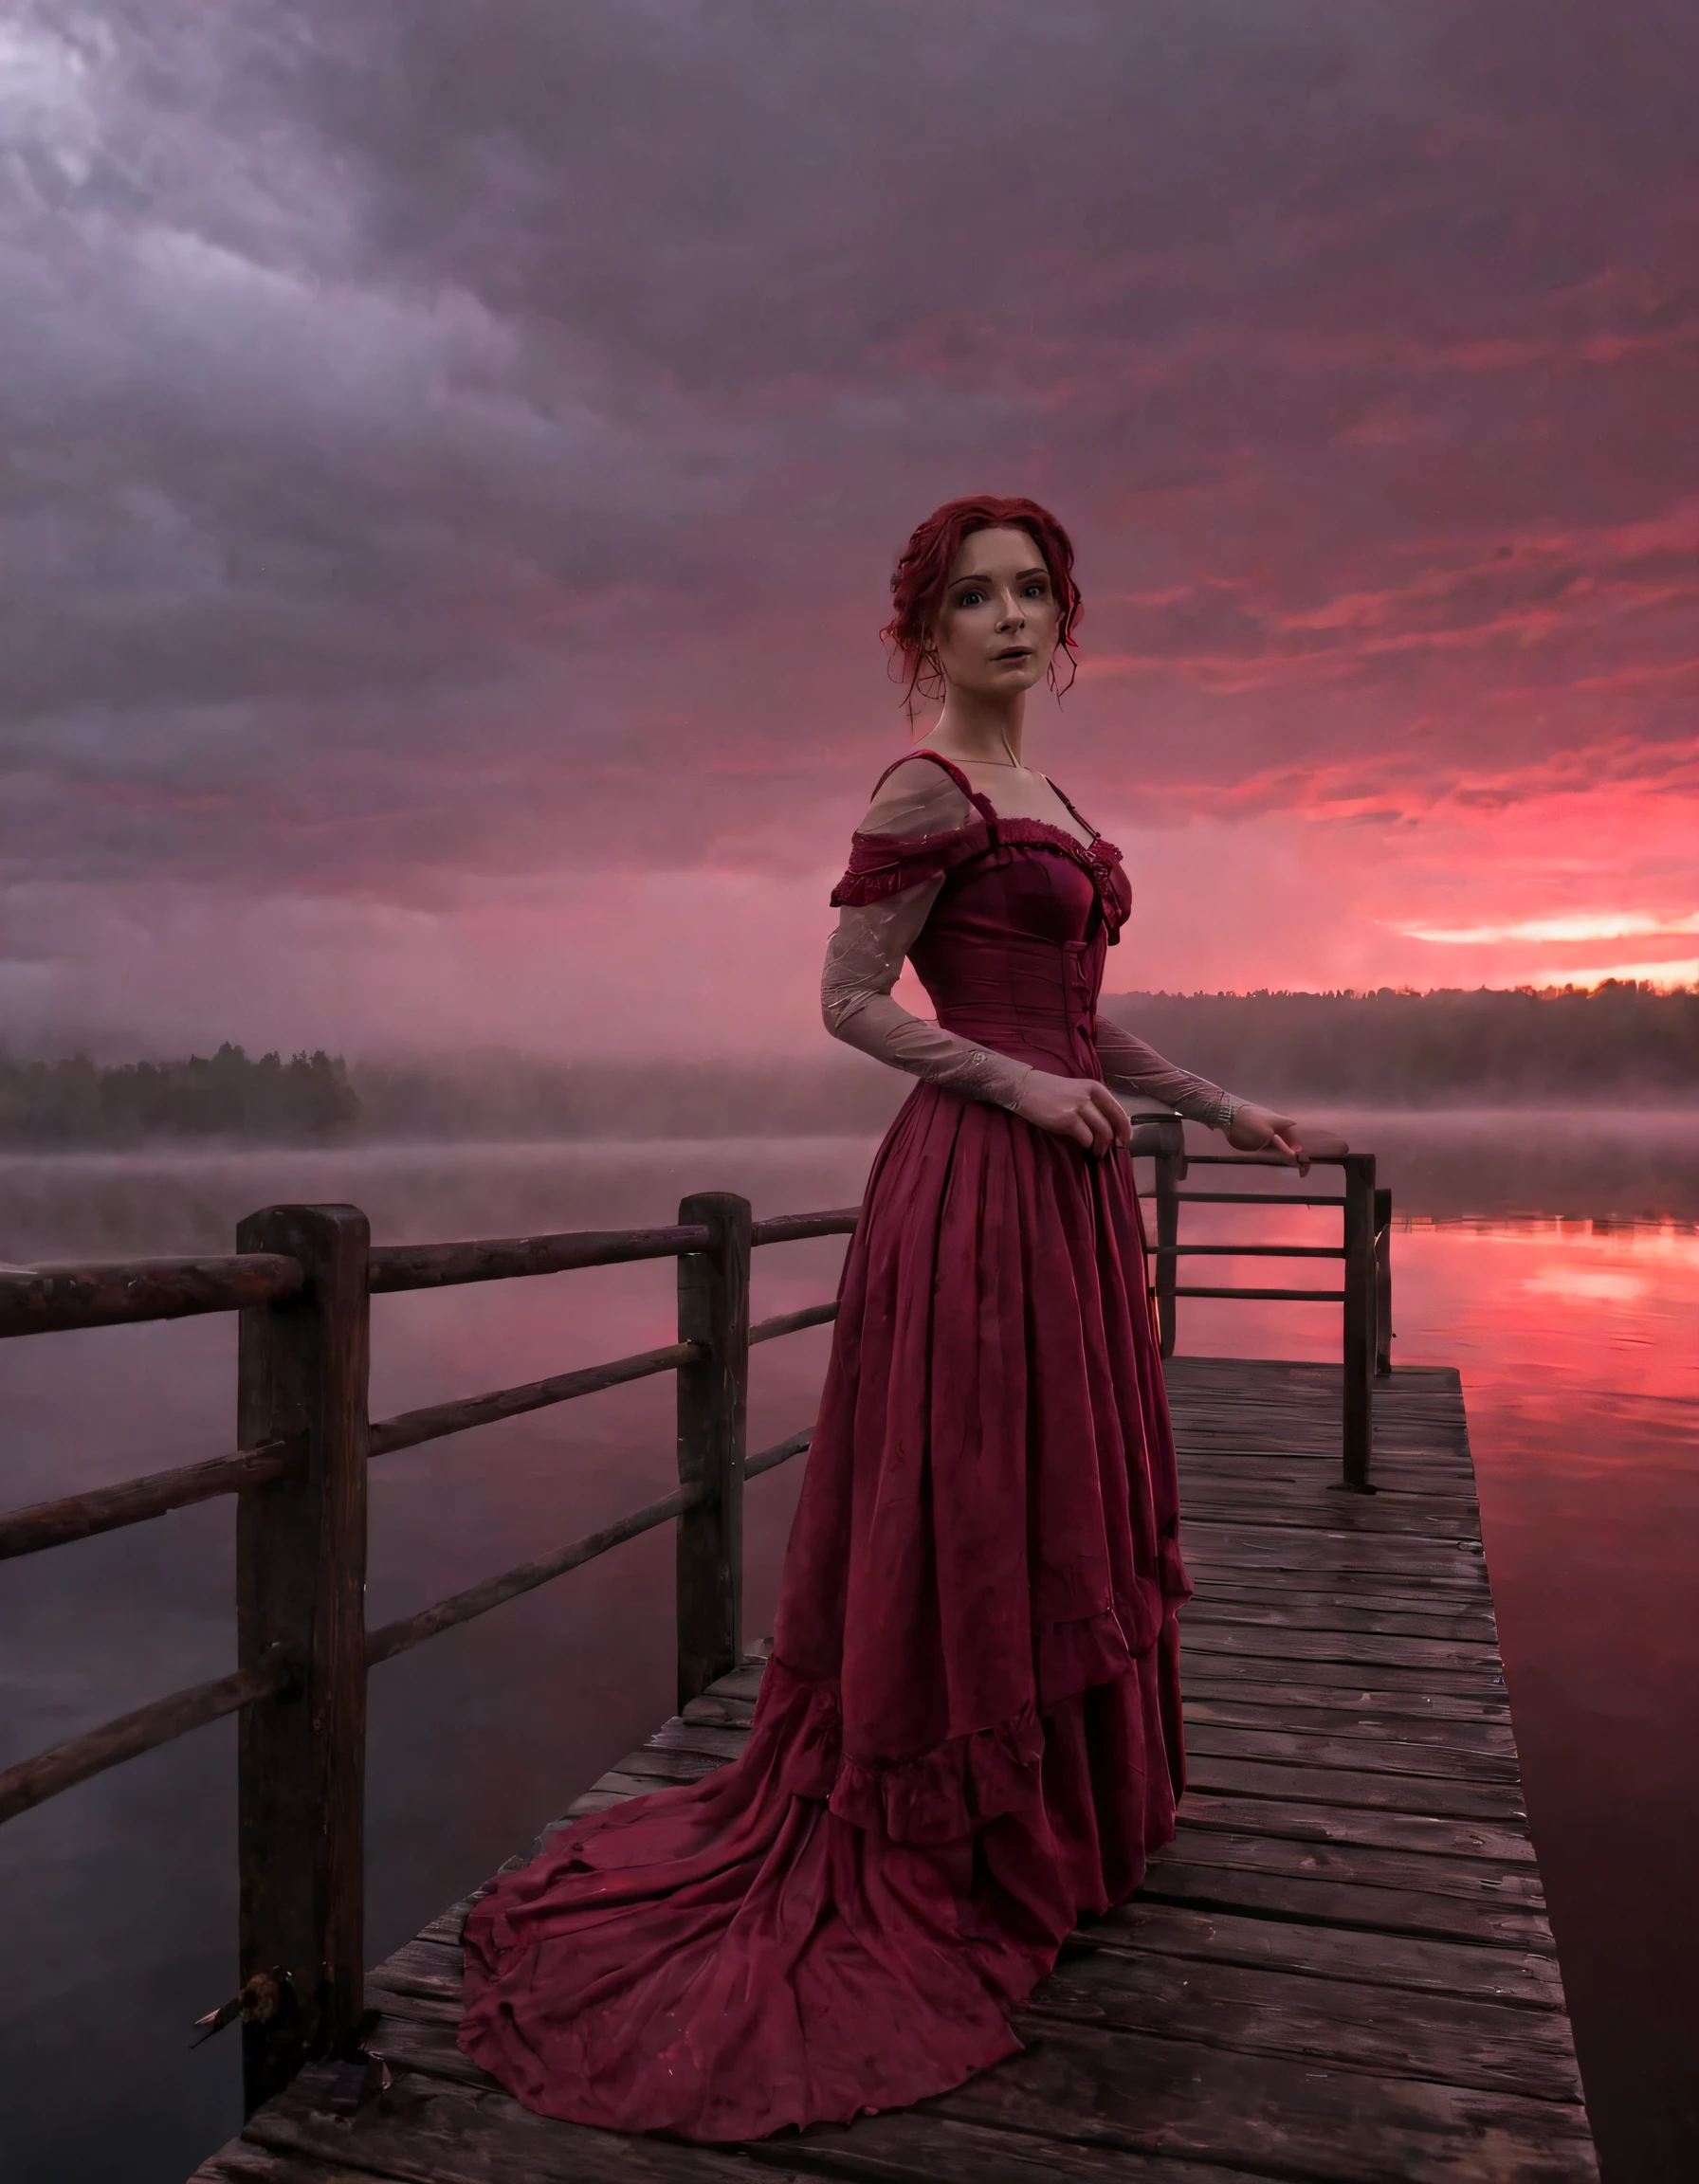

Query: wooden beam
(1174, 1190), (1348, 1207)
(367, 1222), (710, 1294)
(0, 1653), (292, 1827)
(0, 1253), (303, 1338)
(1342, 1155), (1378, 1491)
(367, 1340), (700, 1459)
(748, 1301), (837, 1346)
(749, 1208), (860, 1247)
(365, 1480), (706, 1667)
(235, 1205), (371, 2115)
(0, 1440), (298, 1560)
(1153, 1141), (1183, 1357)
(1175, 1286), (1348, 1303)
(674, 1192), (752, 1711)
(746, 1428), (813, 1481)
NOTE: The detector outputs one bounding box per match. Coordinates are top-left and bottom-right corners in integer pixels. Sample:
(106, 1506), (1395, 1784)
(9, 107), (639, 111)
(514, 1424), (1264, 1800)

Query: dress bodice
(831, 754), (1133, 1081)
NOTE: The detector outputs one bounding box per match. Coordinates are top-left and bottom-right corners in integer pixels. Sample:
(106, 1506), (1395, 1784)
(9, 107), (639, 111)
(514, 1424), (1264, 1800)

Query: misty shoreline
(3, 1114), (1696, 1250)
(5, 989), (1691, 1150)
(3, 1102), (1699, 1162)
(6, 1101), (1699, 1159)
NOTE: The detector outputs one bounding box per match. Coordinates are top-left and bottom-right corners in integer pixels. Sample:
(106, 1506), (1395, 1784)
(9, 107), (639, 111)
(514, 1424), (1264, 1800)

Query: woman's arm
(1093, 1020), (1238, 1129)
(824, 760), (1034, 1107)
(822, 883), (1035, 1111)
(1095, 1019), (1347, 1170)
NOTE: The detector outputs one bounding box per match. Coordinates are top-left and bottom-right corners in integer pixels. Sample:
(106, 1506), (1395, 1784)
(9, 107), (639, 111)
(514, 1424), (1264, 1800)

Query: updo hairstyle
(881, 495), (1082, 712)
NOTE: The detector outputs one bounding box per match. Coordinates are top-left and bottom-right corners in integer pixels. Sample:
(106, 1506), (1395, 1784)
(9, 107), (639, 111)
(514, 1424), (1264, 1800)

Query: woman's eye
(956, 590), (984, 608)
(1024, 583), (1050, 598)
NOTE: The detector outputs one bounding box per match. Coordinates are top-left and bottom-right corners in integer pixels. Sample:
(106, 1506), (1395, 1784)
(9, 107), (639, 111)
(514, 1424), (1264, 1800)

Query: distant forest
(1098, 982), (1698, 1106)
(0, 1046), (361, 1145)
(1, 985), (1691, 1146)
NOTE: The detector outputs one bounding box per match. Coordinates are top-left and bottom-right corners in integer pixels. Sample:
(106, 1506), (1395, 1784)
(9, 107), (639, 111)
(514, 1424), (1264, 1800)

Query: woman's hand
(1226, 1102), (1349, 1177)
(1016, 1073), (1134, 1156)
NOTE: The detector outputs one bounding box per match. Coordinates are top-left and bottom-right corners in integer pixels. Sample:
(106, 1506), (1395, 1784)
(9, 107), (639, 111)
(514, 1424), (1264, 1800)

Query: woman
(460, 496), (1340, 2139)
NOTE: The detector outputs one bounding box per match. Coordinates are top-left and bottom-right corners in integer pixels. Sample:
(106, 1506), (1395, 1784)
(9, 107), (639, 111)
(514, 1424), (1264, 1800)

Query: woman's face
(931, 527), (1061, 700)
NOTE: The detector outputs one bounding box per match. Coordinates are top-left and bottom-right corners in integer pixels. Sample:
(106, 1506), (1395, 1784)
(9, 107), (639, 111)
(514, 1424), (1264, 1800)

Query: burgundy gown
(459, 761), (1192, 2138)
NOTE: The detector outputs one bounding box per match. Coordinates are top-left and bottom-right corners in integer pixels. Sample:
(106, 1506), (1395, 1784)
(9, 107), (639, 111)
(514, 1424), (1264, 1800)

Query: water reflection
(1, 1118), (1694, 2180)
(1160, 1183), (1699, 2184)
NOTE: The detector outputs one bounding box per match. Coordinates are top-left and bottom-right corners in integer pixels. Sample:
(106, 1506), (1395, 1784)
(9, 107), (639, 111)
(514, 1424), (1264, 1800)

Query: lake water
(2, 1112), (1695, 2182)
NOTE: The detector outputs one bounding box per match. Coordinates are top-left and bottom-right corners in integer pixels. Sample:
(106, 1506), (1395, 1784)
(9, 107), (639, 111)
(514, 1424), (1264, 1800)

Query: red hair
(881, 495), (1082, 711)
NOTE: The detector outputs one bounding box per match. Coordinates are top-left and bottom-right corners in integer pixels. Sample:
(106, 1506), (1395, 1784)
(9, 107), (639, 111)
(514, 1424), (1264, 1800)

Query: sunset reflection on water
(1174, 1206), (1699, 2181)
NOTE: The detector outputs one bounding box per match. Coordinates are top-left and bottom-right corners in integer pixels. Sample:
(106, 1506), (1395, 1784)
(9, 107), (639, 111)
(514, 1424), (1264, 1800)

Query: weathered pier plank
(192, 1358), (1599, 2184)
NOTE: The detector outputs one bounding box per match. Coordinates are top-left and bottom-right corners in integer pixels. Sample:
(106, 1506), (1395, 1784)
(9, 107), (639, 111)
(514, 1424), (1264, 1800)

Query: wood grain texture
(0, 1650), (292, 1825)
(1152, 1142), (1182, 1357)
(367, 1223), (711, 1293)
(193, 1357), (1598, 2183)
(748, 1207), (862, 1247)
(365, 1480), (705, 1667)
(0, 1436), (298, 1560)
(940, 2017), (1594, 2184)
(674, 1192), (752, 1711)
(749, 1301), (838, 1346)
(368, 1340), (700, 1460)
(1342, 1151), (1377, 1488)
(0, 1251), (303, 1338)
(235, 1205), (371, 2116)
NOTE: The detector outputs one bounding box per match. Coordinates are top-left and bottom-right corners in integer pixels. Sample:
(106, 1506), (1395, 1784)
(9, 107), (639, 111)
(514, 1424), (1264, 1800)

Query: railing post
(234, 1205), (370, 2113)
(1153, 1120), (1185, 1360)
(675, 1192), (751, 1711)
(1374, 1186), (1394, 1378)
(1341, 1156), (1377, 1491)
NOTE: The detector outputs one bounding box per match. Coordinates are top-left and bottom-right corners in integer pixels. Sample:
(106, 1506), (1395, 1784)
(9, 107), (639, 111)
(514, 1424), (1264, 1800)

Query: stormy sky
(3, 0), (1696, 1059)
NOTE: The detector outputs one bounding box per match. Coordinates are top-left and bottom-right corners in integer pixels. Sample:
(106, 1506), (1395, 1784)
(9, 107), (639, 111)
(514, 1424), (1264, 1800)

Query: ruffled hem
(757, 1583), (1185, 1852)
(829, 1702), (1046, 1845)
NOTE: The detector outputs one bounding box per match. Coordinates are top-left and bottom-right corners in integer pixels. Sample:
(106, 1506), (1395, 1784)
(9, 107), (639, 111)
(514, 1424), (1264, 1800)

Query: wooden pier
(192, 1356), (1599, 2184)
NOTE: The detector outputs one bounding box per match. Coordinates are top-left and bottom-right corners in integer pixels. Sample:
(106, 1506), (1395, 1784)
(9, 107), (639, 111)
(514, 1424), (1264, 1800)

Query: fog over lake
(2, 1113), (1695, 2181)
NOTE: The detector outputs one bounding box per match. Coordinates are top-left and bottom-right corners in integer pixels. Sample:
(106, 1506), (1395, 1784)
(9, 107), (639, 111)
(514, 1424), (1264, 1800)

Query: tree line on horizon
(1099, 980), (1697, 1105)
(0, 984), (1691, 1145)
(0, 1044), (361, 1145)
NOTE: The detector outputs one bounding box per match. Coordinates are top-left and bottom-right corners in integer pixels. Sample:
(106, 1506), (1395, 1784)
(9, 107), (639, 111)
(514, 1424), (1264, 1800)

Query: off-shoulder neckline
(874, 748), (1102, 853)
(853, 808), (1124, 875)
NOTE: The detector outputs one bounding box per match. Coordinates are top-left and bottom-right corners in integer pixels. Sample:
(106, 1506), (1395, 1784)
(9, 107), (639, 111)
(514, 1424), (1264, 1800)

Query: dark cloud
(2, 1), (1696, 1045)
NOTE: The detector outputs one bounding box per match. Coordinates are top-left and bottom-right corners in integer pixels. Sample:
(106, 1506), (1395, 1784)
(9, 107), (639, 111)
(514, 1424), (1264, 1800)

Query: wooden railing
(0, 1125), (1389, 2114)
(1146, 1134), (1392, 1492)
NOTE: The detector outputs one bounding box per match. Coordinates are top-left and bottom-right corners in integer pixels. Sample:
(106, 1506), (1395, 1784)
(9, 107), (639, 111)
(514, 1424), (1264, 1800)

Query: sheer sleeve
(856, 756), (977, 839)
(1094, 1019), (1239, 1132)
(822, 760), (1034, 1112)
(829, 755), (996, 908)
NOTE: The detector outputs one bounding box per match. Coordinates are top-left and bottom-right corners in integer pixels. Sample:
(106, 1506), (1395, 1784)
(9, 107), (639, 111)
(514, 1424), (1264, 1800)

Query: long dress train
(459, 758), (1192, 2138)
